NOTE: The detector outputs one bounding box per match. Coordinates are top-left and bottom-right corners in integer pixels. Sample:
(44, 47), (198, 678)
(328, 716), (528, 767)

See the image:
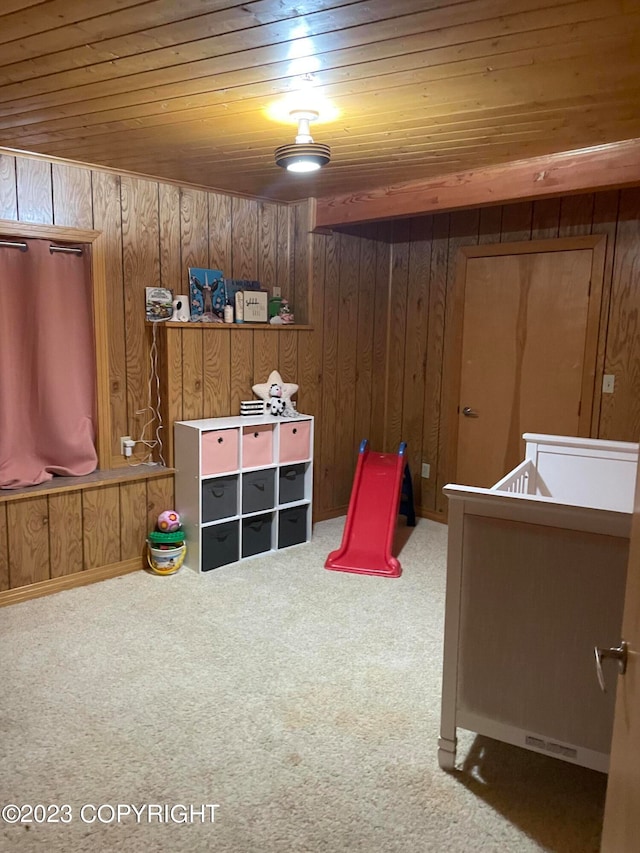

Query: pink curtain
(0, 237), (98, 488)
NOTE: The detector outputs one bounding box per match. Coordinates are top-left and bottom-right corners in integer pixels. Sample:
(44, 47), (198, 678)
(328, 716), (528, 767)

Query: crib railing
(491, 459), (534, 494)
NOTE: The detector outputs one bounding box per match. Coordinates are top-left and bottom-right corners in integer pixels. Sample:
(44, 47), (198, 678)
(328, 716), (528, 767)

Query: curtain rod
(0, 240), (83, 255)
(50, 245), (83, 255)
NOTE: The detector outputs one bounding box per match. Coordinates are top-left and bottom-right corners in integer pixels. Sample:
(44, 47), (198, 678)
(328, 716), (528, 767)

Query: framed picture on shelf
(242, 291), (269, 322)
(188, 267), (225, 321)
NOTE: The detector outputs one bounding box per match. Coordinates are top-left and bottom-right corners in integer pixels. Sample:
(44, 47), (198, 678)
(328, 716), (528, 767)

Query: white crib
(439, 434), (638, 773)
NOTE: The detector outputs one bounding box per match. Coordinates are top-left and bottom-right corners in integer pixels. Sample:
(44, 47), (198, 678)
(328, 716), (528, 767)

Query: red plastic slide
(324, 440), (407, 578)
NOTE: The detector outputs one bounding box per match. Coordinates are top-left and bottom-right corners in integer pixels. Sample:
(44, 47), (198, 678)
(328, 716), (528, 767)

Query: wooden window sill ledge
(0, 465), (174, 503)
(146, 321), (313, 330)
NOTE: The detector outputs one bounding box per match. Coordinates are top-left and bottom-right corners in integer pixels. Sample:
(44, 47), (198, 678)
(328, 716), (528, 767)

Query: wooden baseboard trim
(313, 506), (446, 524)
(0, 507), (446, 609)
(0, 557), (144, 608)
(313, 506), (349, 523)
(417, 507), (447, 524)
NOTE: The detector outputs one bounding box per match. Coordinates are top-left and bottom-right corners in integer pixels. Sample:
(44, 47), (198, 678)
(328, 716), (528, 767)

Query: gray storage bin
(242, 469), (275, 514)
(202, 476), (237, 523)
(242, 513), (273, 558)
(202, 521), (239, 571)
(278, 505), (308, 549)
(279, 463), (306, 504)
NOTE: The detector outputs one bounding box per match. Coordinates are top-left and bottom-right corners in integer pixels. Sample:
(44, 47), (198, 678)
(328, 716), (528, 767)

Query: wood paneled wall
(0, 149), (372, 603)
(1, 149), (639, 589)
(0, 150), (314, 600)
(0, 152), (304, 468)
(0, 472), (173, 604)
(361, 189), (640, 518)
(160, 216), (391, 521)
(301, 226), (391, 517)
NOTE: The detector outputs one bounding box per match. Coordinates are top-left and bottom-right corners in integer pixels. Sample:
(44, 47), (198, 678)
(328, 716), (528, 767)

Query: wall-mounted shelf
(174, 414), (314, 572)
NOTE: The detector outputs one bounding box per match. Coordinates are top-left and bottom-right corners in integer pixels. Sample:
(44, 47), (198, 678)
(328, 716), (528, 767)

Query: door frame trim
(439, 235), (608, 513)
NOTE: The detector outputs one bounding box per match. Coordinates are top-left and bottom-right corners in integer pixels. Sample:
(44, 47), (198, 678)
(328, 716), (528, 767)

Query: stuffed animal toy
(268, 382), (291, 416)
(278, 300), (295, 324)
(268, 383), (283, 415)
(269, 299), (295, 325)
(252, 370), (298, 417)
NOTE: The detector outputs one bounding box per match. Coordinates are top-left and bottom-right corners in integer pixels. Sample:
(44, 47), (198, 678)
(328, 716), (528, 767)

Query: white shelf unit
(174, 414), (314, 572)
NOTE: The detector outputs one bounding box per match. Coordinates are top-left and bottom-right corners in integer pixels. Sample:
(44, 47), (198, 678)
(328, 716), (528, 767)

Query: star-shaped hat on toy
(252, 370), (298, 405)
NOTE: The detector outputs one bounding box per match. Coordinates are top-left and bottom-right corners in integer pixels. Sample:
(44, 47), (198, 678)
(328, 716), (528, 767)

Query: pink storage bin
(201, 428), (239, 475)
(242, 424), (274, 468)
(279, 421), (311, 463)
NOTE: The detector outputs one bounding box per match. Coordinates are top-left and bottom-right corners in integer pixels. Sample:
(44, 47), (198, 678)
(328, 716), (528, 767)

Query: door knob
(594, 641), (628, 693)
(462, 406), (478, 417)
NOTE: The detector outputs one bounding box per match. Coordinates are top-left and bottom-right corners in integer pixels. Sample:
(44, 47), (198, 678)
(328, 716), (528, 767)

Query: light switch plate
(602, 374), (615, 394)
(421, 462), (430, 479)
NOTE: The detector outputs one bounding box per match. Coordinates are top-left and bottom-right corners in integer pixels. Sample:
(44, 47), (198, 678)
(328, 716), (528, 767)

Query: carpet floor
(0, 517), (607, 852)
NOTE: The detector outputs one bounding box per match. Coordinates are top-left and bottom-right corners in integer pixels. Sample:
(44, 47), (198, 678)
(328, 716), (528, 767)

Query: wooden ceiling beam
(314, 138), (640, 227)
(16, 114), (638, 202)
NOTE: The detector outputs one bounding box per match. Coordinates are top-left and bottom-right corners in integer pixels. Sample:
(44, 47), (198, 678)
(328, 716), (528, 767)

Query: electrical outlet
(421, 462), (431, 479)
(602, 374), (615, 394)
(120, 435), (132, 455)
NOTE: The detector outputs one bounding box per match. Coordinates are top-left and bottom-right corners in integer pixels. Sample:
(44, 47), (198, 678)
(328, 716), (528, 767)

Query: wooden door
(601, 457), (640, 851)
(455, 243), (602, 487)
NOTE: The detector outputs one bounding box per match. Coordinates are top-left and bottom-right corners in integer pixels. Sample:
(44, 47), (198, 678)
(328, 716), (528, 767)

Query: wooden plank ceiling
(0, 0), (639, 202)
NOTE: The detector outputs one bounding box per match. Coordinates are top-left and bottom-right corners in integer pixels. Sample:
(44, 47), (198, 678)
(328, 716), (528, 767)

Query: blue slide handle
(359, 439), (369, 453)
(398, 442), (407, 456)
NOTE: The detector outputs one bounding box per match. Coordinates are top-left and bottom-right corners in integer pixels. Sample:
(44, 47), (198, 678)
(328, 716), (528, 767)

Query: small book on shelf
(145, 287), (173, 321)
(224, 279), (261, 306)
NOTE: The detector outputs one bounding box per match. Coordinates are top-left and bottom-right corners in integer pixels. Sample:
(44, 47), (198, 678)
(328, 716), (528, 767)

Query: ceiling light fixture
(274, 109), (331, 173)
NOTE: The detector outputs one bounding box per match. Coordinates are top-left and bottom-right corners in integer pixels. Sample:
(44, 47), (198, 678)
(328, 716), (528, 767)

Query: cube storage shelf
(174, 414), (313, 572)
